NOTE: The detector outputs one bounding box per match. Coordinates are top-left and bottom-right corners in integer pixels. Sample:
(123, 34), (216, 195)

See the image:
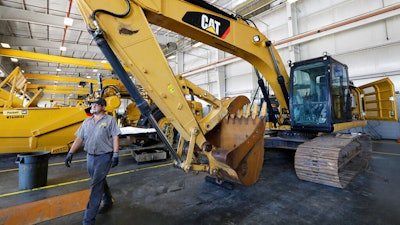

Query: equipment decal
(182, 12), (230, 39)
(2, 109), (27, 119)
(168, 84), (175, 93)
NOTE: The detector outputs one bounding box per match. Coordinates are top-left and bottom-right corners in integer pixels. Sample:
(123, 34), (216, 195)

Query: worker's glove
(65, 152), (73, 167)
(111, 152), (119, 168)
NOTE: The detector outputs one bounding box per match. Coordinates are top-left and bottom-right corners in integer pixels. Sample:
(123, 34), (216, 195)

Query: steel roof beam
(0, 48), (115, 70)
(0, 35), (102, 54)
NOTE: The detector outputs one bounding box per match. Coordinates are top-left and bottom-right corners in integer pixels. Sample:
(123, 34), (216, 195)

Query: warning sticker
(2, 109), (27, 119)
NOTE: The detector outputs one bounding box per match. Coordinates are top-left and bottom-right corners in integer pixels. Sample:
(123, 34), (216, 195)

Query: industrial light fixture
(1, 43), (11, 48)
(86, 76), (91, 79)
(64, 17), (74, 27)
(60, 46), (67, 51)
(287, 0), (298, 4)
(93, 69), (98, 72)
(56, 68), (61, 72)
(168, 55), (176, 59)
(10, 58), (18, 62)
(101, 60), (108, 63)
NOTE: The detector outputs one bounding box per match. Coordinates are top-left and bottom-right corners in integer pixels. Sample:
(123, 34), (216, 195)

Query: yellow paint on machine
(0, 105), (90, 154)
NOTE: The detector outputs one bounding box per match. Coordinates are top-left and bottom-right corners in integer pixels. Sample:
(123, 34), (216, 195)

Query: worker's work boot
(98, 198), (114, 214)
(98, 202), (113, 214)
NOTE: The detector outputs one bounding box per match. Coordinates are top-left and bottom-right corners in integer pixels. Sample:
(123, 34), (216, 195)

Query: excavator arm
(140, 0), (290, 112)
(75, 0), (276, 185)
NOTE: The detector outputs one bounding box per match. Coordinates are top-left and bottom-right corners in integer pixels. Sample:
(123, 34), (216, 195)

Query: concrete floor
(0, 140), (399, 225)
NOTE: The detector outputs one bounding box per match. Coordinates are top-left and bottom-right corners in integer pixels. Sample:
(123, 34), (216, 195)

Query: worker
(65, 97), (121, 225)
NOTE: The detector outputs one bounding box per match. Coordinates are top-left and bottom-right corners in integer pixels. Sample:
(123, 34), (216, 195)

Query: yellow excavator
(74, 0), (398, 188)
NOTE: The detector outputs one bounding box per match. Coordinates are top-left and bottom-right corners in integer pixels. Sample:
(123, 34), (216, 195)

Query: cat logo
(201, 14), (221, 36)
(183, 12), (230, 39)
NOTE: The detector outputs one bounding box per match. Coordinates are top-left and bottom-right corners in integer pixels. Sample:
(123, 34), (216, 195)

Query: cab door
(357, 78), (398, 121)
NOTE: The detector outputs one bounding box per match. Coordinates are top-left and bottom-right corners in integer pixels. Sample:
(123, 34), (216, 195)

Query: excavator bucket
(205, 104), (266, 186)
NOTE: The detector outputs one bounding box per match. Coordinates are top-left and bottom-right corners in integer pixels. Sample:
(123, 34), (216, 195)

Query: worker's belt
(87, 152), (112, 156)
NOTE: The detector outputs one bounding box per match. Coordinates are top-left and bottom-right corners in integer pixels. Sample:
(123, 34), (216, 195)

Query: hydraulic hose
(255, 69), (278, 126)
(266, 41), (289, 107)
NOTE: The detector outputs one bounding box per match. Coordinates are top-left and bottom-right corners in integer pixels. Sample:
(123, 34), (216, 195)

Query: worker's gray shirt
(75, 114), (121, 155)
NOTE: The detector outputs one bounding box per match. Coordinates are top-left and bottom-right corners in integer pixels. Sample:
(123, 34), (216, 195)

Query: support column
(216, 50), (226, 98)
(177, 51), (184, 74)
(286, 1), (300, 62)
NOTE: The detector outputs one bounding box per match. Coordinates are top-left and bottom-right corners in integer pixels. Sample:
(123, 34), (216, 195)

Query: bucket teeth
(236, 107), (243, 119)
(232, 103), (267, 120)
(260, 102), (267, 118)
(206, 101), (267, 186)
(251, 104), (259, 119)
(244, 104), (251, 118)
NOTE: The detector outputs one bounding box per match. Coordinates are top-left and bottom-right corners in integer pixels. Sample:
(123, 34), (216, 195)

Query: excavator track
(294, 133), (371, 188)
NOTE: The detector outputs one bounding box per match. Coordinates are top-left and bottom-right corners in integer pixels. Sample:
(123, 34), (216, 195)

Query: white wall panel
(182, 47), (217, 72)
(225, 60), (255, 97)
(256, 4), (288, 40)
(384, 0), (400, 5)
(334, 23), (388, 54)
(387, 15), (400, 38)
(296, 0), (382, 33)
(225, 60), (252, 78)
(336, 43), (400, 82)
(299, 35), (336, 59)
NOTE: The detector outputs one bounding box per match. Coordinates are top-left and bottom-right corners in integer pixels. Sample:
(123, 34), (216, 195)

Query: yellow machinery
(0, 66), (43, 108)
(74, 0), (397, 188)
(0, 105), (90, 154)
(0, 67), (91, 154)
(0, 66), (128, 154)
(0, 59), (178, 154)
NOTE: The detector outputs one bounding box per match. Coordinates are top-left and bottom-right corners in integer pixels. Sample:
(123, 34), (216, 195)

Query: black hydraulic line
(90, 31), (182, 166)
(97, 73), (103, 95)
(255, 70), (278, 126)
(250, 86), (259, 109)
(91, 0), (131, 21)
(89, 83), (94, 97)
(266, 41), (289, 107)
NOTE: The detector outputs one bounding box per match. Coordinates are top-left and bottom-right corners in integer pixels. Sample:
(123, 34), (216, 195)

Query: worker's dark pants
(83, 153), (113, 225)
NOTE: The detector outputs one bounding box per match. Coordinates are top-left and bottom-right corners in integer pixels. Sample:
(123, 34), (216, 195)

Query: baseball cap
(92, 97), (106, 106)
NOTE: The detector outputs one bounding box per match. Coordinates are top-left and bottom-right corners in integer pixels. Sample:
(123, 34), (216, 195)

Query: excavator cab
(290, 56), (352, 133)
